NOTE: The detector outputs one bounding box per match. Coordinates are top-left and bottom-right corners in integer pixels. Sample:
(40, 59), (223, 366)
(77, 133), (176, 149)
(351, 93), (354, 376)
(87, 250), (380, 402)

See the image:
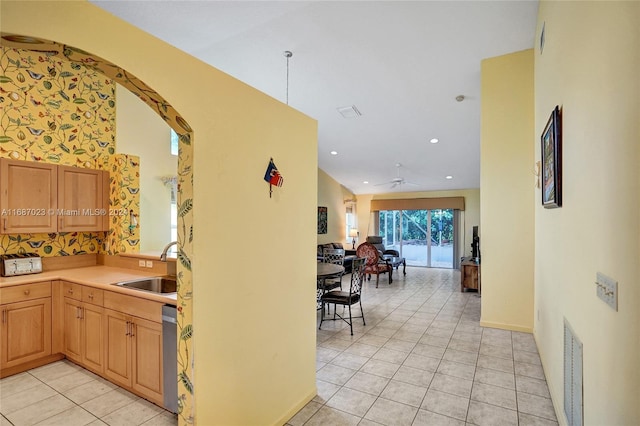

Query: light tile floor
(288, 267), (558, 426)
(1, 267), (558, 426)
(0, 360), (177, 426)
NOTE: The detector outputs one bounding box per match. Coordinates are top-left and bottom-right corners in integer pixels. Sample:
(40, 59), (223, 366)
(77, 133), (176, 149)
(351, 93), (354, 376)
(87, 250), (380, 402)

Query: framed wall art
(541, 105), (562, 208)
(317, 206), (328, 234)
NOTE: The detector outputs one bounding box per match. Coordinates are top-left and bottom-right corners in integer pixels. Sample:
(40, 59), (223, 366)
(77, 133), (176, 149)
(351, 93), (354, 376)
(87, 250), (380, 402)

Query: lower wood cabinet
(1, 298), (52, 369)
(104, 308), (163, 405)
(0, 282), (52, 371)
(63, 297), (104, 374)
(1, 280), (166, 408)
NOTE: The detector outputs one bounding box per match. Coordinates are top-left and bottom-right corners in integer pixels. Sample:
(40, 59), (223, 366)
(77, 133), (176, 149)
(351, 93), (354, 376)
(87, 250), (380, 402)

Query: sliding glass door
(378, 209), (455, 268)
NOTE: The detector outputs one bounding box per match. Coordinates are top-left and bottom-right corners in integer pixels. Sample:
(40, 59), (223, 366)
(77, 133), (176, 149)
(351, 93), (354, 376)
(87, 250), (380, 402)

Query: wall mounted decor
(541, 105), (562, 208)
(317, 206), (328, 234)
(264, 157), (283, 198)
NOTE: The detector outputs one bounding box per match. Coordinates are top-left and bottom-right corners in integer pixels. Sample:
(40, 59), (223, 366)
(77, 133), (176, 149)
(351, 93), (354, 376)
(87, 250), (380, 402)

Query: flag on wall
(264, 159), (283, 187)
(264, 158), (283, 197)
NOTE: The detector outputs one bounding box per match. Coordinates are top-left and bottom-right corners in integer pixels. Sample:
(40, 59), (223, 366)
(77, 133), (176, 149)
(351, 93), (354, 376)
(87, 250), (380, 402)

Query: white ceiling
(91, 0), (538, 195)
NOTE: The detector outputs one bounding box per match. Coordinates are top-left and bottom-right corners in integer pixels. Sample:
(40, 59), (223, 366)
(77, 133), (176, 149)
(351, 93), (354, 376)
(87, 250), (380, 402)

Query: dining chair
(321, 248), (345, 292)
(356, 242), (392, 287)
(319, 257), (366, 335)
(321, 248), (345, 315)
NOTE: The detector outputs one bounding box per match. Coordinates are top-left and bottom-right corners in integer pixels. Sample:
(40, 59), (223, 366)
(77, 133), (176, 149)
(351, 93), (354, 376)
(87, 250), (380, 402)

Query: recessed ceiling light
(330, 151), (338, 155)
(363, 181), (369, 184)
(445, 175), (453, 180)
(337, 105), (362, 118)
(430, 138), (439, 144)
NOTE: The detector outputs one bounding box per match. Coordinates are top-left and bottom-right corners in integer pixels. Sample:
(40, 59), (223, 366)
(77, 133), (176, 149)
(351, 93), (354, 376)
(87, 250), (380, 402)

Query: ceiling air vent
(337, 105), (362, 118)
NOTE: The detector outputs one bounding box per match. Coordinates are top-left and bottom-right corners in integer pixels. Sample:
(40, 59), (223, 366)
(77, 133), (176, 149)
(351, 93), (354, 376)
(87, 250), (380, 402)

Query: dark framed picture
(541, 105), (562, 208)
(317, 206), (328, 234)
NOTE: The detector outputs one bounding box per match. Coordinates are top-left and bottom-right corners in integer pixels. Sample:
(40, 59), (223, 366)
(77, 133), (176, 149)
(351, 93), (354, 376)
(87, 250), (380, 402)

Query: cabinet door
(0, 159), (57, 233)
(81, 303), (104, 373)
(132, 317), (163, 405)
(103, 309), (132, 388)
(63, 298), (82, 363)
(57, 166), (106, 232)
(1, 298), (52, 368)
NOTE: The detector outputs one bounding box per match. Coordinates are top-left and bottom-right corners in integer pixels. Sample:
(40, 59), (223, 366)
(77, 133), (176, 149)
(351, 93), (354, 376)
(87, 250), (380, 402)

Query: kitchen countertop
(0, 265), (177, 305)
(119, 251), (177, 261)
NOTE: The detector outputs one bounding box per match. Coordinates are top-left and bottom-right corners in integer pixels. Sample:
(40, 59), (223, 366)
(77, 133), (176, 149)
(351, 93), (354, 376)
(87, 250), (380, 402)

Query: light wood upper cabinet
(0, 159), (109, 234)
(0, 159), (57, 233)
(58, 166), (108, 232)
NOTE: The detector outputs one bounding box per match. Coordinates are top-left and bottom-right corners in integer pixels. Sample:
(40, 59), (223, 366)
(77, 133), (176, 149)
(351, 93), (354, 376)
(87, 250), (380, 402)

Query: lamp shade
(349, 229), (358, 238)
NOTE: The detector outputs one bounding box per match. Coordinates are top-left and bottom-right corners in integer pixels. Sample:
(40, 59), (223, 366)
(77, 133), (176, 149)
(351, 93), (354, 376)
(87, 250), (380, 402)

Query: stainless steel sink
(115, 276), (177, 294)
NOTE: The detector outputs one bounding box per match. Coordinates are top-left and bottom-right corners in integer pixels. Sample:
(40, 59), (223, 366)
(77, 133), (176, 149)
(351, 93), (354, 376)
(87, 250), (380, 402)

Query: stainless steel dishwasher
(162, 304), (178, 413)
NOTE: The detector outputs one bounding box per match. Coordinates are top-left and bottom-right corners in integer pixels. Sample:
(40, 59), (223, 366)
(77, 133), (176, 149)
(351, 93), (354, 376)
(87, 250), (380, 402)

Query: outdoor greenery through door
(378, 209), (455, 268)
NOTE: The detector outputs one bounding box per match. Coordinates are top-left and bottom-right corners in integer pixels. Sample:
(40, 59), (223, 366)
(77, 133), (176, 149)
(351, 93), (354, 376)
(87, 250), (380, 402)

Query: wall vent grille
(564, 319), (583, 426)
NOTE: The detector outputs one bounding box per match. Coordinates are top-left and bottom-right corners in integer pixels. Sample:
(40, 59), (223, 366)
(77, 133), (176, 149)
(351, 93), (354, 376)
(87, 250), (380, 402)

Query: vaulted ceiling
(92, 1), (538, 194)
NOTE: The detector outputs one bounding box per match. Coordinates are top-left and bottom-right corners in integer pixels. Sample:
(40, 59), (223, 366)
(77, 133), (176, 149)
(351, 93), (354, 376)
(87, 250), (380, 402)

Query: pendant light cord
(284, 50), (292, 105)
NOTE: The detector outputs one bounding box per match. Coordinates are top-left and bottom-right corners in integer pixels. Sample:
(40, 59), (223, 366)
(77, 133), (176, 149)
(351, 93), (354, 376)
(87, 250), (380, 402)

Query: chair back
(322, 248), (345, 266)
(356, 242), (380, 267)
(350, 257), (366, 297)
(366, 236), (385, 253)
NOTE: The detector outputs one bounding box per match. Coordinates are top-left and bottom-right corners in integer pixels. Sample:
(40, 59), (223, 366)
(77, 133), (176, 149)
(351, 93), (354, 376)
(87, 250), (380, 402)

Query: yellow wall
(1, 2), (318, 425)
(480, 49), (535, 332)
(116, 84), (176, 252)
(534, 2), (639, 423)
(356, 189), (480, 258)
(317, 168), (354, 245)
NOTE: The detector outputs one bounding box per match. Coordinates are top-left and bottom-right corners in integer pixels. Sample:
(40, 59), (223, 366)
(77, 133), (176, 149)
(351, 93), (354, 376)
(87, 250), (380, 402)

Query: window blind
(369, 197), (465, 212)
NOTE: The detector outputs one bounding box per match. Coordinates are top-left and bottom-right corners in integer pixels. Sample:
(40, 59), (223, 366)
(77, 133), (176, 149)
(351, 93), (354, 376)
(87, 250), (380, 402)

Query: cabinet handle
(68, 289), (74, 294)
(76, 306), (80, 319)
(88, 293), (94, 299)
(2, 309), (5, 324)
(125, 321), (130, 336)
(59, 218), (63, 229)
(3, 218), (6, 231)
(80, 307), (84, 320)
(23, 289), (30, 296)
(130, 323), (135, 338)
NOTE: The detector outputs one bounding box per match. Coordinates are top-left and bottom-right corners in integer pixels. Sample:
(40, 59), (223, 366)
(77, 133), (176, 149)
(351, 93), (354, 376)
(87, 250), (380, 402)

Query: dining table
(316, 263), (345, 310)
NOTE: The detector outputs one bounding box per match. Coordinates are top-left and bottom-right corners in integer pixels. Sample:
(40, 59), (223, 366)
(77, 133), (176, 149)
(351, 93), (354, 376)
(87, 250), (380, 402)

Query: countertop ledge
(0, 266), (177, 305)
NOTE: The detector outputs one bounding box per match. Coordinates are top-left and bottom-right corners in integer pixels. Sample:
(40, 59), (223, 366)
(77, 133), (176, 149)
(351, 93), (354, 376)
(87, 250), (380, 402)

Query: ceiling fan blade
(404, 181), (420, 186)
(374, 181), (393, 186)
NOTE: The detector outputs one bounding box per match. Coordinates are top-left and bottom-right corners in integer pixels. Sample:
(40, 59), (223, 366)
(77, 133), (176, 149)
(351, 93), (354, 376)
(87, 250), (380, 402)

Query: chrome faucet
(160, 241), (178, 261)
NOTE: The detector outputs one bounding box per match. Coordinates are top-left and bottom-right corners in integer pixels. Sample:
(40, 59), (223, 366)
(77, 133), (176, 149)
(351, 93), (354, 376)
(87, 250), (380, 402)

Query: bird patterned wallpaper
(1, 37), (194, 425)
(0, 47), (139, 256)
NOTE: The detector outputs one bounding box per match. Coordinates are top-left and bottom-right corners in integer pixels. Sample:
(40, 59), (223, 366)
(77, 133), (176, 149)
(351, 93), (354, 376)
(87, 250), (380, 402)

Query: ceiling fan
(375, 163), (419, 188)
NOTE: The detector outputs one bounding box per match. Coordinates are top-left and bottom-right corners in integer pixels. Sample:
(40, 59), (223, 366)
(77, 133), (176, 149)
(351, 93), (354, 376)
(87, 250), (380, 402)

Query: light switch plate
(596, 272), (617, 311)
(145, 260), (153, 268)
(138, 260), (146, 267)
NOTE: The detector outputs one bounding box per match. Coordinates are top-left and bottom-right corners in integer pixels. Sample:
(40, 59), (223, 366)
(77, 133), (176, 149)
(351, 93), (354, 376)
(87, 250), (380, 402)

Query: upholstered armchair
(366, 236), (400, 257)
(356, 242), (392, 287)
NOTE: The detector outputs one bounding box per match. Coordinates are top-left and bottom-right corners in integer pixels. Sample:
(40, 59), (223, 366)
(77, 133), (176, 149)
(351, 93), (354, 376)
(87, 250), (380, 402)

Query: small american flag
(264, 159), (283, 187)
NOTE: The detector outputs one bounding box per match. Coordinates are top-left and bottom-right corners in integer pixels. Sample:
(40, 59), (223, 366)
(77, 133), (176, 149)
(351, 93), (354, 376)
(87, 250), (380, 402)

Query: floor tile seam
(513, 358), (544, 368)
(0, 373), (42, 397)
(361, 395), (420, 423)
(302, 402), (362, 425)
(8, 391), (88, 425)
(418, 406), (469, 425)
(0, 414), (14, 426)
(4, 372), (65, 417)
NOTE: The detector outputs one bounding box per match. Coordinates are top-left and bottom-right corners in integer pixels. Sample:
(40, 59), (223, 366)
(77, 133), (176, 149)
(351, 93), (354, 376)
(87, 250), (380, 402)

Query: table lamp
(349, 229), (359, 250)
